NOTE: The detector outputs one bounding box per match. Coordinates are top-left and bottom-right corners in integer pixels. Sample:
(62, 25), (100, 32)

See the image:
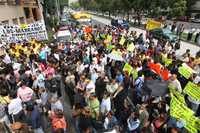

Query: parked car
(149, 28), (178, 43)
(176, 16), (189, 22)
(191, 14), (200, 23)
(54, 29), (72, 42)
(111, 19), (129, 30)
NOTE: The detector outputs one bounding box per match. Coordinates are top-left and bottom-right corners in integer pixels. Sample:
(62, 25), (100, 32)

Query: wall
(0, 5), (26, 24)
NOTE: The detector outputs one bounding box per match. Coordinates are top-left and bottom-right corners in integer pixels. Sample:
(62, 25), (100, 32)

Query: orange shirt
(161, 69), (170, 81)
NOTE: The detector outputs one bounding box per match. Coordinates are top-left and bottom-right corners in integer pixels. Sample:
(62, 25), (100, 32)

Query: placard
(178, 63), (194, 79)
(119, 36), (125, 45)
(123, 63), (133, 75)
(0, 20), (48, 43)
(184, 82), (200, 100)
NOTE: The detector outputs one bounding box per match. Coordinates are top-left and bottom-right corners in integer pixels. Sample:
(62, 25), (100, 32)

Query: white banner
(0, 20), (48, 43)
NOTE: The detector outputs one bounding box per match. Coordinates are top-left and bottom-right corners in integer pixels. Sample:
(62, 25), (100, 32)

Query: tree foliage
(170, 0), (187, 17)
(79, 0), (188, 17)
(70, 2), (81, 9)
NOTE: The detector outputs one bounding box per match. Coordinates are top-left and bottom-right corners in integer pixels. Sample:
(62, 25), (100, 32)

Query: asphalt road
(41, 76), (76, 133)
(92, 12), (200, 33)
(92, 15), (200, 57)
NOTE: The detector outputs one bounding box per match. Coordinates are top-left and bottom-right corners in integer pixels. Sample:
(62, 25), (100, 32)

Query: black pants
(10, 110), (25, 123)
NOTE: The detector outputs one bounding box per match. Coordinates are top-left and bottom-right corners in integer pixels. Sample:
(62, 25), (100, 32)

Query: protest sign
(162, 55), (172, 66)
(178, 63), (194, 79)
(132, 69), (138, 80)
(107, 35), (112, 42)
(169, 84), (185, 104)
(0, 20), (48, 43)
(170, 95), (194, 120)
(127, 42), (135, 52)
(123, 63), (133, 75)
(169, 93), (200, 133)
(146, 20), (162, 30)
(184, 81), (200, 100)
(107, 44), (115, 50)
(100, 33), (106, 39)
(119, 36), (126, 45)
(194, 119), (200, 130)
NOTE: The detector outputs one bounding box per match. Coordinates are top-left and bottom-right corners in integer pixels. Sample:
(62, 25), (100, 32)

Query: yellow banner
(107, 44), (115, 50)
(20, 24), (28, 29)
(162, 55), (172, 66)
(170, 96), (194, 120)
(123, 63), (133, 75)
(146, 20), (162, 30)
(169, 87), (200, 133)
(178, 63), (194, 79)
(107, 35), (112, 42)
(119, 36), (126, 45)
(127, 42), (135, 52)
(184, 82), (200, 100)
(169, 84), (185, 104)
(132, 69), (138, 80)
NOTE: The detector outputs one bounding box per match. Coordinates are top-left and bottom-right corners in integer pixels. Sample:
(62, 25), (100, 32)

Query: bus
(71, 12), (92, 26)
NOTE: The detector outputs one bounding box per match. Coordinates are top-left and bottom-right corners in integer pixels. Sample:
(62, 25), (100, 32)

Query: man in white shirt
(8, 91), (24, 122)
(100, 92), (111, 116)
(169, 74), (182, 93)
(106, 79), (119, 94)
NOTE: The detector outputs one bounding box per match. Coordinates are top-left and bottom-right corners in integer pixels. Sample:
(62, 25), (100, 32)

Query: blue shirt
(116, 74), (124, 84)
(39, 50), (46, 60)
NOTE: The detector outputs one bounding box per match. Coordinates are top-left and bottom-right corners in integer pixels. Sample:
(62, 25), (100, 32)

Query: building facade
(191, 0), (200, 15)
(0, 0), (42, 25)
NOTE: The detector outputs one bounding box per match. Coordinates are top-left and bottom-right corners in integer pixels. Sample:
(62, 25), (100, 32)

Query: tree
(170, 0), (187, 17)
(70, 2), (81, 9)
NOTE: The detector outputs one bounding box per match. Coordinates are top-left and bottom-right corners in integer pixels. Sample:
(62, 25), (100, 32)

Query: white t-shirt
(170, 79), (182, 93)
(194, 76), (200, 84)
(8, 98), (23, 115)
(86, 81), (95, 94)
(101, 97), (111, 114)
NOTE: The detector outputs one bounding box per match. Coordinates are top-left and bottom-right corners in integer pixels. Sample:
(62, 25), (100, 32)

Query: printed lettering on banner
(178, 64), (194, 79)
(184, 81), (200, 100)
(119, 36), (126, 45)
(0, 20), (48, 43)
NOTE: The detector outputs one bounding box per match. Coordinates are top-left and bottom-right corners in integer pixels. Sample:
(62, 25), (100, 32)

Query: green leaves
(170, 0), (187, 17)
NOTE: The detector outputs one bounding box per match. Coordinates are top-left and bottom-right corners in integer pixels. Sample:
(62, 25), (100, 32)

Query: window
(1, 20), (9, 24)
(24, 7), (30, 18)
(19, 17), (25, 24)
(12, 18), (18, 25)
(0, 0), (7, 5)
(32, 8), (37, 21)
(7, 0), (16, 5)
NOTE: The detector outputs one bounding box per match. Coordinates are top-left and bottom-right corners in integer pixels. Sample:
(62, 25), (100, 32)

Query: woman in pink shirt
(17, 81), (34, 103)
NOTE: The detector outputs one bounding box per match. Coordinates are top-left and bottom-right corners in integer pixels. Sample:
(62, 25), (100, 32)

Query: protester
(0, 17), (200, 133)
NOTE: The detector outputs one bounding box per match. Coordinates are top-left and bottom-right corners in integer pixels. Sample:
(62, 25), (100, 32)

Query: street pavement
(92, 15), (200, 57)
(91, 12), (200, 34)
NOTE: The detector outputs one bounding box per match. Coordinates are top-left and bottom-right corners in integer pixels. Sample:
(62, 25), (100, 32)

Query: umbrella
(143, 79), (169, 96)
(107, 51), (124, 61)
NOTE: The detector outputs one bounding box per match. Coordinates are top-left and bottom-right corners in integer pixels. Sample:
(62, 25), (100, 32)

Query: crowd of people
(0, 21), (200, 133)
